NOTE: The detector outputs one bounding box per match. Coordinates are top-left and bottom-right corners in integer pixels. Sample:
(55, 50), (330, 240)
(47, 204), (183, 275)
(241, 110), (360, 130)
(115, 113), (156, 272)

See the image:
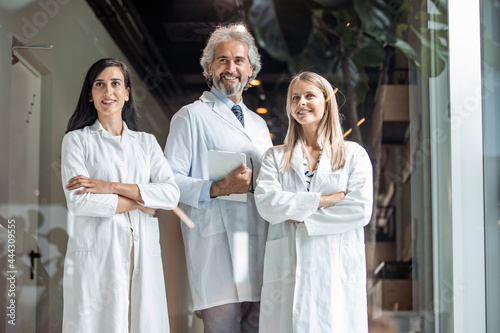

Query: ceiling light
(257, 108), (268, 114)
(249, 79), (261, 86)
(235, 25), (246, 32)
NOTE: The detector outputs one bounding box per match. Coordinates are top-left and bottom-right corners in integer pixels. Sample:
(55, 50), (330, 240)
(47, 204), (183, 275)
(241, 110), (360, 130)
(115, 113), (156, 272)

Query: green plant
(248, 0), (447, 143)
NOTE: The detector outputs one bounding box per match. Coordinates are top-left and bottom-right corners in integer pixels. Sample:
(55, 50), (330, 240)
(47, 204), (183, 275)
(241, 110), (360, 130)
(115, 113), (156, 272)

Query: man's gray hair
(200, 24), (262, 90)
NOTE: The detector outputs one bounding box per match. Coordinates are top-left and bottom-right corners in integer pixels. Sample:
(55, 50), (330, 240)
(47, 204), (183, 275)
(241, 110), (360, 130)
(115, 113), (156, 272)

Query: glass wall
(366, 1), (451, 331)
(482, 1), (500, 332)
(448, 0), (487, 331)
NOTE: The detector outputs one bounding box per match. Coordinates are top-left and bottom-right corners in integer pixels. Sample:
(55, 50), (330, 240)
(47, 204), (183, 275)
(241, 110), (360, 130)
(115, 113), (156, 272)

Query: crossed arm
(66, 175), (156, 215)
(287, 191), (346, 223)
(61, 132), (181, 217)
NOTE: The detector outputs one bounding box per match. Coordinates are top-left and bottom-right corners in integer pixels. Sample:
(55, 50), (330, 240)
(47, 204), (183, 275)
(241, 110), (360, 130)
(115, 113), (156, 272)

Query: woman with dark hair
(66, 58), (139, 133)
(255, 72), (373, 332)
(61, 58), (179, 333)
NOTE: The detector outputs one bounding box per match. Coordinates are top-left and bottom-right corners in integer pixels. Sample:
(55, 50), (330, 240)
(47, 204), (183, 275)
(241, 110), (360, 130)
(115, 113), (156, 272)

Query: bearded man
(164, 24), (272, 333)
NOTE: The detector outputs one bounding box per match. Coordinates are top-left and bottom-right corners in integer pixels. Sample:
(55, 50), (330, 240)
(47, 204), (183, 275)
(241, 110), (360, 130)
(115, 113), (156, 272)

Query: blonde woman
(255, 72), (373, 332)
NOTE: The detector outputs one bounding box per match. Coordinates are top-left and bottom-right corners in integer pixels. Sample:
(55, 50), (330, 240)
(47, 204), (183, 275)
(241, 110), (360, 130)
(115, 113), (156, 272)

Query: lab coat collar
(290, 143), (307, 189)
(317, 145), (333, 173)
(210, 86), (245, 111)
(311, 147), (333, 189)
(200, 91), (250, 138)
(290, 142), (333, 190)
(89, 119), (137, 142)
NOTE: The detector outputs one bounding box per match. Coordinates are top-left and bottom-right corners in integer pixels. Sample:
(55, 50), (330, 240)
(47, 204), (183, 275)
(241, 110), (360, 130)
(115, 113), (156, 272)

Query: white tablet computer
(208, 150), (247, 202)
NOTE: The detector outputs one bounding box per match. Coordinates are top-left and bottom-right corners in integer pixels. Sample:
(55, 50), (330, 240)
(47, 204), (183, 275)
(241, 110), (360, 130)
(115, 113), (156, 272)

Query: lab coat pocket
(263, 237), (292, 283)
(339, 239), (366, 285)
(67, 216), (96, 251)
(145, 217), (161, 256)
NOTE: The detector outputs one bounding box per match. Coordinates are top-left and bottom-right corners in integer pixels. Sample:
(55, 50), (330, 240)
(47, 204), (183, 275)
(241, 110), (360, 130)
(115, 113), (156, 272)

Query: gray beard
(213, 74), (248, 97)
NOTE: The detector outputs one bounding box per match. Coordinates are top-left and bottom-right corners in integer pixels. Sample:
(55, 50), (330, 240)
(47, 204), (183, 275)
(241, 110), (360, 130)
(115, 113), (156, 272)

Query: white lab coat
(255, 142), (373, 333)
(164, 91), (272, 310)
(61, 120), (179, 333)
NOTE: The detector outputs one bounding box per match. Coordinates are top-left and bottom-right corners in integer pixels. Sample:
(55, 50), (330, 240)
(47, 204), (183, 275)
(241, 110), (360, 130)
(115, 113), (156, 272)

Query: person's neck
(302, 125), (320, 149)
(99, 116), (123, 136)
(227, 92), (243, 104)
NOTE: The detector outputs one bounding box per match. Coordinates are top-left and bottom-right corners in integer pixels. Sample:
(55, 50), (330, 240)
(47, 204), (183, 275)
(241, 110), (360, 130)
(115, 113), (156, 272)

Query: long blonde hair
(280, 71), (346, 172)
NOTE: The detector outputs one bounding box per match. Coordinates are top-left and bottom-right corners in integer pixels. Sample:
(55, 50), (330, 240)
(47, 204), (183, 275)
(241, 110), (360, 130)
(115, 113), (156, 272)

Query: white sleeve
(61, 132), (118, 218)
(303, 147), (373, 236)
(137, 135), (180, 210)
(255, 148), (320, 224)
(164, 110), (206, 208)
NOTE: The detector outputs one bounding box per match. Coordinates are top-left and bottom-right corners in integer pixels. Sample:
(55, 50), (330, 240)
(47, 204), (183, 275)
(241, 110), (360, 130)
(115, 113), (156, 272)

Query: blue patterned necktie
(231, 104), (244, 127)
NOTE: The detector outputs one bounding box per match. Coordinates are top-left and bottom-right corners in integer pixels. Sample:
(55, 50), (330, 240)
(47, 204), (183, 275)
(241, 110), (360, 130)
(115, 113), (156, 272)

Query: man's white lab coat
(165, 91), (272, 310)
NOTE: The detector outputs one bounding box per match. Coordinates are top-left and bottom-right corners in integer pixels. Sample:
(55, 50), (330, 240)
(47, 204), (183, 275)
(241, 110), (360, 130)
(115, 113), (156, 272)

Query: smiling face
(90, 66), (130, 120)
(289, 80), (326, 131)
(208, 40), (253, 103)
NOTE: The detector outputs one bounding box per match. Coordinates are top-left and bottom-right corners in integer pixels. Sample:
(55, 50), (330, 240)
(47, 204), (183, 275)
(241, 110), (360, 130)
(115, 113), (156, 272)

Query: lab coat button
(293, 311), (299, 318)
